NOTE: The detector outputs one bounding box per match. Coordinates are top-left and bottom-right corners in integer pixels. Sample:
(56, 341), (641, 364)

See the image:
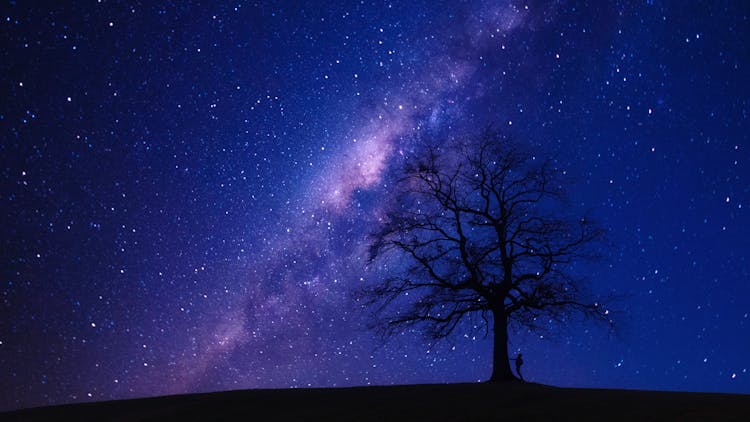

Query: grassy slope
(3, 382), (749, 421)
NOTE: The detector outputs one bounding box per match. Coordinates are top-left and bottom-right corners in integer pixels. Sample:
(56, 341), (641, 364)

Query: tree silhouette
(365, 129), (611, 382)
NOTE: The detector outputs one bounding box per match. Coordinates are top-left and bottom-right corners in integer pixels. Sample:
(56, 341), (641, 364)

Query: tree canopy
(365, 129), (612, 381)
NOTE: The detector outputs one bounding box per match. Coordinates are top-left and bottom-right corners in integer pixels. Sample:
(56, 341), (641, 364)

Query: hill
(2, 382), (749, 421)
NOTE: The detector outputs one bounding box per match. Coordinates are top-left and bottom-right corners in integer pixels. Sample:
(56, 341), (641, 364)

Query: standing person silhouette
(514, 352), (524, 382)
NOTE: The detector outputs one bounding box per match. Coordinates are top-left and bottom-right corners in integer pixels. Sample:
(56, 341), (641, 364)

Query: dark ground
(2, 382), (749, 421)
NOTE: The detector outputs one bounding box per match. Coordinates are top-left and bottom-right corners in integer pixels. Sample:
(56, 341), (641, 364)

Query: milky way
(2, 1), (749, 411)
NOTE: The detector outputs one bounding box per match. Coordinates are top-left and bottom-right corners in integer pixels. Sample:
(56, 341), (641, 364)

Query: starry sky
(1, 0), (749, 412)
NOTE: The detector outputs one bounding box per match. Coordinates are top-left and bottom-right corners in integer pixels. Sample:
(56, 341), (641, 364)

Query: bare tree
(365, 129), (611, 382)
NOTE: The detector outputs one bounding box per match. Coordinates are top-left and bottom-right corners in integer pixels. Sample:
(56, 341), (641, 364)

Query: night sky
(2, 0), (749, 411)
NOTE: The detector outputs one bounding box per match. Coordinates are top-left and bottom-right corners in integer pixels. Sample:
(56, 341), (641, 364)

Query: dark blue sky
(1, 0), (748, 411)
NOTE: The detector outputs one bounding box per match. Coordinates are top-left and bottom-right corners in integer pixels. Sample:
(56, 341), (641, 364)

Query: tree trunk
(489, 309), (515, 382)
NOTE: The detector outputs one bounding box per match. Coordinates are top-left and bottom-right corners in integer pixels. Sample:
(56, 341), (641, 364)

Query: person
(514, 352), (524, 381)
